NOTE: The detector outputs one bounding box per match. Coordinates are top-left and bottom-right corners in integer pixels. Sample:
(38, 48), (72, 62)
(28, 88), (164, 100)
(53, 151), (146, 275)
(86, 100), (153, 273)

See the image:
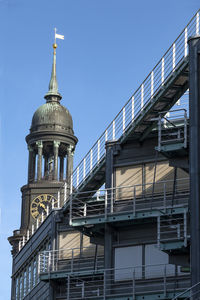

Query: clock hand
(39, 203), (46, 209)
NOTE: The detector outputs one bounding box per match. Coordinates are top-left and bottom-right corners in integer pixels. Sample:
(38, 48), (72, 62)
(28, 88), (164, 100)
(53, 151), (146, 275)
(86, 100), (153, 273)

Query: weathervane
(53, 28), (64, 53)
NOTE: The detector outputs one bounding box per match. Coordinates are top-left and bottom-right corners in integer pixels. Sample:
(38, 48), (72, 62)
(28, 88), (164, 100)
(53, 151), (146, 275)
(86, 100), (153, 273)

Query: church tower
(9, 41), (78, 254)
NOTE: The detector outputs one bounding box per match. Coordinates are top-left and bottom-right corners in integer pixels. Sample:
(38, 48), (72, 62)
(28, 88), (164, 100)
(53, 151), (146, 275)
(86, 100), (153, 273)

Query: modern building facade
(8, 10), (200, 300)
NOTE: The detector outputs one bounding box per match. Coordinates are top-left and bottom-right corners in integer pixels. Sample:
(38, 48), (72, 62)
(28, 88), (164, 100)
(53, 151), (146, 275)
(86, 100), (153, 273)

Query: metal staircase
(66, 10), (199, 202)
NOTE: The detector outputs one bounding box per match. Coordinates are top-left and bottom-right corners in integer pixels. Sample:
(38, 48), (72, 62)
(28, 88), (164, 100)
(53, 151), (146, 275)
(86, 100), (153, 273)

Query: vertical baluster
(111, 187), (113, 213)
(27, 229), (30, 241)
(173, 43), (176, 71)
(158, 115), (162, 151)
(163, 183), (166, 213)
(47, 205), (49, 216)
(48, 251), (51, 272)
(105, 130), (108, 142)
(161, 57), (165, 85)
(131, 96), (134, 122)
(64, 182), (67, 203)
(20, 240), (22, 250)
(123, 107), (126, 133)
(57, 191), (60, 208)
(83, 158), (86, 179)
(22, 236), (25, 247)
(184, 27), (188, 57)
(52, 198), (55, 209)
(32, 224), (34, 235)
(196, 11), (199, 35)
(38, 254), (40, 276)
(41, 211), (44, 222)
(77, 166), (79, 186)
(70, 174), (73, 194)
(97, 140), (100, 163)
(133, 186), (136, 217)
(69, 193), (72, 225)
(36, 218), (39, 229)
(112, 120), (115, 140)
(151, 71), (154, 99)
(141, 84), (144, 110)
(84, 203), (87, 217)
(90, 149), (93, 172)
(19, 241), (21, 252)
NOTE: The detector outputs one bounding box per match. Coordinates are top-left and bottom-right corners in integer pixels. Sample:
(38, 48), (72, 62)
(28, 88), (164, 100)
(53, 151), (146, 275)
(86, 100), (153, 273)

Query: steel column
(188, 35), (200, 290)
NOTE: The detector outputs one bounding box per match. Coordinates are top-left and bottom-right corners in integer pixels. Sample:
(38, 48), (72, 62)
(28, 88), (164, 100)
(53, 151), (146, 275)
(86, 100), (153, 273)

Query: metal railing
(70, 178), (189, 223)
(157, 212), (189, 249)
(158, 109), (188, 151)
(63, 264), (190, 299)
(71, 11), (199, 192)
(172, 281), (200, 299)
(39, 246), (104, 274)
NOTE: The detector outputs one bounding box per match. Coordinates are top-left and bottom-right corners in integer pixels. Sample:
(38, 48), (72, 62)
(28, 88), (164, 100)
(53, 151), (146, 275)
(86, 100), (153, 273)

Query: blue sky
(0, 0), (199, 298)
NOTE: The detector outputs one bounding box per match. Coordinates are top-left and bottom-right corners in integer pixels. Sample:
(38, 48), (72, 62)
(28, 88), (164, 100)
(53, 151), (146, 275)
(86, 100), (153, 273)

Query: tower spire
(44, 29), (62, 102)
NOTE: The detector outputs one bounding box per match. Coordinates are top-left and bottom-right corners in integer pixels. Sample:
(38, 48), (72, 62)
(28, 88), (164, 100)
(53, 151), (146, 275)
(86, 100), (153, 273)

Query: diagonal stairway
(65, 10), (199, 204)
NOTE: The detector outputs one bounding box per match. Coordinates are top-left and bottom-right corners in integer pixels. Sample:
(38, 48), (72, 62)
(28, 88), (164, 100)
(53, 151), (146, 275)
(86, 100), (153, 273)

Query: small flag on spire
(55, 33), (64, 40)
(54, 28), (64, 41)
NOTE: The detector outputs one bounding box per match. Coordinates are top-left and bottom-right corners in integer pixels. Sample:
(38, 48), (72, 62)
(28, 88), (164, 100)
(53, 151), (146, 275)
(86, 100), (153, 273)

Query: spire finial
(44, 28), (64, 102)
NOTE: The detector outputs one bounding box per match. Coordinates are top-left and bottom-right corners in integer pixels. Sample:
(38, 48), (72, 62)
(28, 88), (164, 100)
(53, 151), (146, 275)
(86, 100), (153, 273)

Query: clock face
(30, 194), (57, 220)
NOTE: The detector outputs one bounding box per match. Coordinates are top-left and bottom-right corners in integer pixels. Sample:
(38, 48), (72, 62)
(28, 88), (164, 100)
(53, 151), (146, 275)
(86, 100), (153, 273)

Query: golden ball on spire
(53, 43), (57, 49)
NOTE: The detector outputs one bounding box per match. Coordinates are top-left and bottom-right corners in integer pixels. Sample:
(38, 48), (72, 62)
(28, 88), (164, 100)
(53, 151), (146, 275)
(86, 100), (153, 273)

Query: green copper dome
(30, 101), (74, 134)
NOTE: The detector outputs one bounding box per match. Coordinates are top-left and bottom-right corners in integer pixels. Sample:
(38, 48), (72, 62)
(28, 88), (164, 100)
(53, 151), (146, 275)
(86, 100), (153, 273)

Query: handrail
(70, 177), (189, 223)
(64, 264), (190, 300)
(72, 177), (189, 196)
(172, 281), (200, 299)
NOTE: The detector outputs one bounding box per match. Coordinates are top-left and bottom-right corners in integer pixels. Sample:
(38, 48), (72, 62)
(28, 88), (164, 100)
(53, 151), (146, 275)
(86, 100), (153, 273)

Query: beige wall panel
(176, 168), (189, 192)
(145, 161), (174, 195)
(59, 232), (80, 259)
(115, 165), (142, 199)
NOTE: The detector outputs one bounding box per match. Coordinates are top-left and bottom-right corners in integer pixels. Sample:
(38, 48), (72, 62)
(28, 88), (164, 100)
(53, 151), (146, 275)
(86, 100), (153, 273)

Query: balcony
(57, 264), (190, 299)
(69, 178), (189, 227)
(156, 109), (188, 156)
(39, 245), (104, 280)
